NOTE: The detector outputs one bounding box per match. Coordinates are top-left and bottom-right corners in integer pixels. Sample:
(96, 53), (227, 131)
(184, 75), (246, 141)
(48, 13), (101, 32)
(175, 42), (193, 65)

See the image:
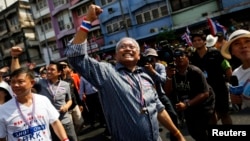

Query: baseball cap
(144, 48), (158, 57)
(173, 48), (186, 57)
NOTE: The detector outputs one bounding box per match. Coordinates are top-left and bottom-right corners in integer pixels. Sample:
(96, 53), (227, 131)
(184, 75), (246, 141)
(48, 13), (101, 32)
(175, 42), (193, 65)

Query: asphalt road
(77, 107), (250, 141)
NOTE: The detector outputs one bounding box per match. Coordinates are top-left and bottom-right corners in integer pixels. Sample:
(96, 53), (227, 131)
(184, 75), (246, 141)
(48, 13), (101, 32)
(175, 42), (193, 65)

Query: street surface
(77, 107), (250, 141)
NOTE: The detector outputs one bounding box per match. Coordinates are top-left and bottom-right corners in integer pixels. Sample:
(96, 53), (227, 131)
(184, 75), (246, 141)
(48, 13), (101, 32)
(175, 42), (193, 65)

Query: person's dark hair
(10, 67), (35, 80)
(173, 47), (187, 57)
(0, 88), (12, 102)
(190, 33), (206, 41)
(50, 61), (64, 72)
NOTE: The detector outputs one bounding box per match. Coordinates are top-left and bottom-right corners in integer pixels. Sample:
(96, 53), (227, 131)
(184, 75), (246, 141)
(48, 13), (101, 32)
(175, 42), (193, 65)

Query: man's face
(10, 73), (34, 96)
(115, 40), (140, 65)
(231, 37), (250, 61)
(46, 64), (61, 80)
(174, 54), (189, 68)
(192, 36), (206, 49)
(62, 65), (70, 74)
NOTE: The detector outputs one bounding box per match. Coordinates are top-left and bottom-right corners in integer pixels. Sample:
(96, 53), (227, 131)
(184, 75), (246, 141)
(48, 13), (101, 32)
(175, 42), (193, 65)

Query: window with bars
(37, 0), (47, 10)
(53, 0), (66, 7)
(58, 20), (64, 30)
(144, 11), (151, 22)
(113, 23), (119, 32)
(50, 43), (58, 51)
(76, 3), (91, 16)
(107, 25), (112, 33)
(57, 13), (65, 31)
(152, 9), (160, 19)
(127, 19), (132, 27)
(9, 17), (18, 26)
(170, 0), (210, 11)
(106, 18), (132, 34)
(136, 15), (143, 25)
(101, 0), (115, 6)
(135, 5), (168, 25)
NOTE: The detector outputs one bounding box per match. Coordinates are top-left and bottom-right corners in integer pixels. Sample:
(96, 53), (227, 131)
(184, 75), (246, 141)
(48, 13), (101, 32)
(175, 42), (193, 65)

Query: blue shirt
(79, 76), (98, 98)
(144, 63), (167, 96)
(65, 41), (165, 141)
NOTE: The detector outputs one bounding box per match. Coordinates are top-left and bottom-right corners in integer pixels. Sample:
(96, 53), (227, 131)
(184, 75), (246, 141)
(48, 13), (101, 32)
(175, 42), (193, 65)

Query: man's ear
(30, 79), (35, 86)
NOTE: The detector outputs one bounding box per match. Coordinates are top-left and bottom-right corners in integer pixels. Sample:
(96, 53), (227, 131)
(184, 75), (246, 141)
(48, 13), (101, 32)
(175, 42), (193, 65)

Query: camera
(145, 56), (154, 63)
(167, 61), (176, 68)
(137, 55), (155, 66)
(157, 40), (175, 66)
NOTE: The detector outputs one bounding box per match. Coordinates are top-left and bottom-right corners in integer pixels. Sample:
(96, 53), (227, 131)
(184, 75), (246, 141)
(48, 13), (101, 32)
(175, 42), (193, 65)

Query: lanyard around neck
(124, 71), (145, 107)
(47, 80), (61, 102)
(15, 95), (35, 127)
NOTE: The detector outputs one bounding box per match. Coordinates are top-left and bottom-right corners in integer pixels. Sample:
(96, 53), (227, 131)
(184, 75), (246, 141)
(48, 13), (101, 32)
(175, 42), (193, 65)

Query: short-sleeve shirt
(0, 94), (59, 140)
(34, 78), (72, 124)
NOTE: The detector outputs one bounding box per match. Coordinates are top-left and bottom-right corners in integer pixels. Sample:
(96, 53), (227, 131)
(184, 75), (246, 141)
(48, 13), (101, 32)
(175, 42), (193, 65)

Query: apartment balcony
(51, 0), (70, 16)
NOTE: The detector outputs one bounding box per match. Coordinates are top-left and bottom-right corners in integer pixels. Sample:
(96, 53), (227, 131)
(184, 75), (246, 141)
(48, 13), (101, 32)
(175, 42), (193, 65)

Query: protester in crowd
(205, 34), (218, 48)
(189, 33), (233, 125)
(10, 48), (78, 141)
(0, 68), (69, 141)
(215, 32), (227, 50)
(0, 83), (12, 105)
(39, 66), (47, 79)
(164, 47), (215, 141)
(143, 48), (179, 141)
(79, 76), (107, 130)
(0, 67), (13, 104)
(69, 68), (81, 94)
(27, 62), (39, 77)
(221, 29), (250, 108)
(64, 4), (186, 141)
(59, 61), (84, 131)
(0, 68), (12, 105)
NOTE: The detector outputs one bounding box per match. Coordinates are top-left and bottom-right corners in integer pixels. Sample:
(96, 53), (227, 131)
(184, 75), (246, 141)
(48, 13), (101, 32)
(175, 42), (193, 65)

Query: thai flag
(207, 18), (227, 36)
(181, 32), (192, 46)
(186, 26), (191, 35)
(144, 42), (149, 49)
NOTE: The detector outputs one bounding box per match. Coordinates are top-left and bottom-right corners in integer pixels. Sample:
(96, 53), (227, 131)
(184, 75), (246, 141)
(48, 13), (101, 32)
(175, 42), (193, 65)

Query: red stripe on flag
(207, 18), (216, 35)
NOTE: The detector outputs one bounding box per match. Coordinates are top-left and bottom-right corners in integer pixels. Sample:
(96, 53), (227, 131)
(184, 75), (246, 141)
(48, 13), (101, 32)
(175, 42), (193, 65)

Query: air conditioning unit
(109, 40), (116, 44)
(201, 12), (208, 17)
(65, 24), (72, 29)
(150, 28), (158, 33)
(108, 8), (114, 14)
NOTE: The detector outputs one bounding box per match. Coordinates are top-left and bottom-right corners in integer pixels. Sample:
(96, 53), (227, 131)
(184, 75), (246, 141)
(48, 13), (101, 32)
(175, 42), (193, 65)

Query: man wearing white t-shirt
(0, 68), (69, 141)
(221, 29), (250, 108)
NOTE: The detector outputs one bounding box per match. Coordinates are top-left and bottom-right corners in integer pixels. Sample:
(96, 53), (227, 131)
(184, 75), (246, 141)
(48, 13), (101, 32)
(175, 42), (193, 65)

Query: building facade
(0, 0), (43, 68)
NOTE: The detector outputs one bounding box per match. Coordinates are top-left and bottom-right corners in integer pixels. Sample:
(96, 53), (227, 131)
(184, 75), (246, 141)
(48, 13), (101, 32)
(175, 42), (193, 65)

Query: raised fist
(86, 4), (103, 22)
(11, 46), (23, 57)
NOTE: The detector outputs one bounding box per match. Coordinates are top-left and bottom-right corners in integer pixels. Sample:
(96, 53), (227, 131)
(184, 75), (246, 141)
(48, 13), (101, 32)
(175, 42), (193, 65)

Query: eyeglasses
(118, 44), (137, 50)
(62, 65), (68, 69)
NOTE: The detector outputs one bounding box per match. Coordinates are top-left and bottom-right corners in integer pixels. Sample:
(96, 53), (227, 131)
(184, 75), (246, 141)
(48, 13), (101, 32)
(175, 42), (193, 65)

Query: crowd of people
(0, 4), (249, 141)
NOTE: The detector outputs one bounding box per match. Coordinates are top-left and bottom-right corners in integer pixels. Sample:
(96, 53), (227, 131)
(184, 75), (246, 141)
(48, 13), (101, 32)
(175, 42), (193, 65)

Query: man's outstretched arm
(72, 4), (103, 44)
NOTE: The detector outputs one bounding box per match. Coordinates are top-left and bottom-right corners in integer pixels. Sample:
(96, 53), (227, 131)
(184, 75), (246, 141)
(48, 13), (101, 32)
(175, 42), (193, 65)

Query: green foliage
(156, 28), (177, 43)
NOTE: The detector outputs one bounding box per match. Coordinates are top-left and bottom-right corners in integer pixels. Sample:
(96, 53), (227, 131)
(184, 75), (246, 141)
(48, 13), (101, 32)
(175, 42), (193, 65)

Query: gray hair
(115, 37), (140, 52)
